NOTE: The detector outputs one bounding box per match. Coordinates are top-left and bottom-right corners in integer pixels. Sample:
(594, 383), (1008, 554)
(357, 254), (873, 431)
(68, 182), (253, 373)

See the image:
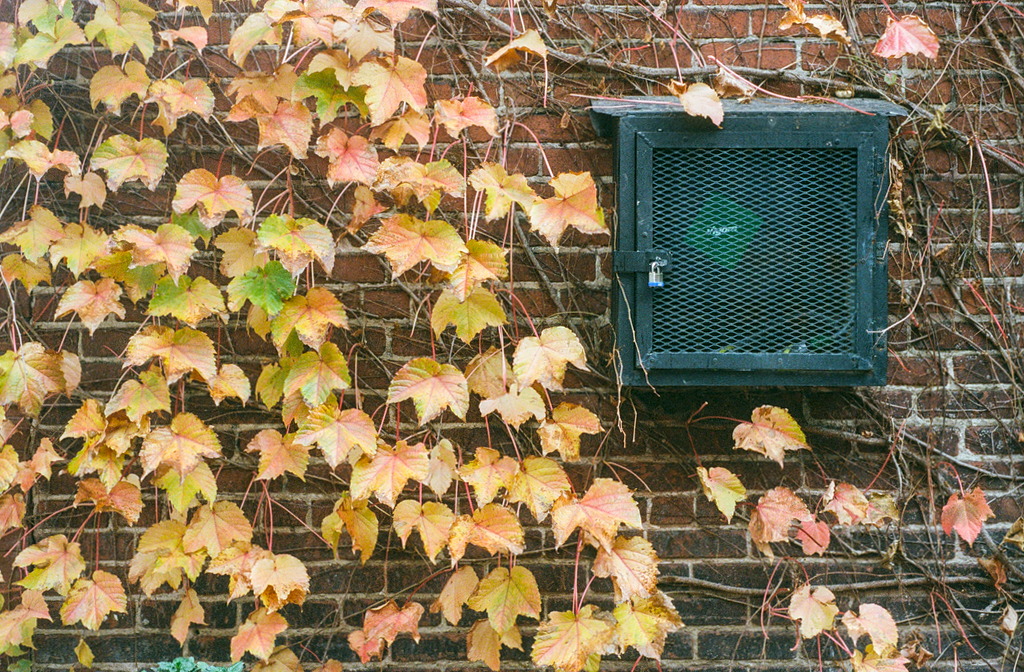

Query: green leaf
(431, 286), (506, 343)
(295, 71), (367, 123)
(91, 134), (168, 191)
(226, 261), (296, 316)
(15, 18), (86, 68)
(283, 343), (351, 407)
(148, 275), (227, 327)
(83, 0), (157, 61)
(172, 210), (211, 244)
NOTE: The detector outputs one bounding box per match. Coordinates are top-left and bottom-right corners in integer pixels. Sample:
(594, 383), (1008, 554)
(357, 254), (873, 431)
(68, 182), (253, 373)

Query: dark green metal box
(591, 98), (905, 386)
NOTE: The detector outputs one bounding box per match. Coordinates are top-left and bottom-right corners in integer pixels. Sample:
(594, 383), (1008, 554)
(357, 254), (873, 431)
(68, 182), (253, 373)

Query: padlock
(648, 260), (664, 288)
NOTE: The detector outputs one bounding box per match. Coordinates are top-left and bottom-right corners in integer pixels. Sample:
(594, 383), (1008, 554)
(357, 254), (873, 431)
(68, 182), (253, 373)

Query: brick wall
(1, 0), (1022, 670)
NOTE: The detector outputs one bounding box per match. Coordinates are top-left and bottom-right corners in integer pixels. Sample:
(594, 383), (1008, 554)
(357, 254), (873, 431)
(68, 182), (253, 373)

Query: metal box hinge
(612, 250), (673, 273)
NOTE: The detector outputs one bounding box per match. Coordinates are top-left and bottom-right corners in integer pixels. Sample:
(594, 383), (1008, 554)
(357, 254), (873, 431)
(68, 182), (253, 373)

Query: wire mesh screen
(650, 146), (860, 356)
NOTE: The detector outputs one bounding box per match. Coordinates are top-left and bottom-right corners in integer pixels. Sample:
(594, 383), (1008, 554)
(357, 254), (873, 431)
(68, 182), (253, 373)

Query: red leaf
(940, 486), (994, 546)
(873, 15), (939, 60)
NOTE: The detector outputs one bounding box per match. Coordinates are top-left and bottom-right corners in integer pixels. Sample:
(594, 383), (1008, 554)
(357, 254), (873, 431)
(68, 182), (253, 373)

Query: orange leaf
(465, 347), (512, 400)
(591, 535), (659, 602)
(251, 552), (310, 612)
(824, 482), (869, 525)
(14, 533), (86, 596)
(51, 222), (110, 277)
(842, 603), (899, 652)
(114, 223), (195, 281)
(172, 169), (254, 229)
(247, 429), (309, 481)
(613, 591), (683, 660)
(364, 214), (468, 276)
(513, 326), (587, 391)
(796, 519), (831, 555)
(91, 134), (167, 191)
(140, 411), (222, 478)
(89, 61), (150, 113)
(271, 287), (349, 351)
(448, 503), (525, 563)
(354, 55), (428, 126)
(0, 589), (51, 645)
(697, 466), (746, 523)
(528, 172), (606, 246)
(295, 402), (378, 468)
(459, 446), (518, 508)
(479, 383), (544, 429)
(748, 487), (813, 558)
(531, 604), (616, 672)
(209, 363), (251, 406)
(550, 478), (643, 551)
(732, 405), (809, 466)
(129, 520), (205, 596)
(170, 587), (206, 644)
(215, 227), (270, 278)
(350, 185), (386, 233)
(468, 162), (536, 221)
(431, 286), (507, 344)
(348, 600), (425, 663)
(60, 570), (128, 630)
(467, 565), (541, 634)
(508, 456), (572, 522)
(315, 129), (379, 186)
(353, 0), (437, 24)
(1, 254), (52, 291)
(788, 584), (838, 638)
(0, 342), (67, 416)
(777, 0), (850, 44)
(158, 26), (208, 51)
(484, 30), (548, 72)
(0, 493), (26, 535)
(257, 100), (314, 159)
(146, 78), (214, 135)
(873, 15), (939, 60)
(257, 214), (336, 275)
(431, 565), (478, 625)
(0, 205), (64, 263)
(321, 492), (379, 564)
(392, 499), (455, 563)
(74, 478), (143, 524)
(669, 81), (724, 127)
(227, 12), (281, 66)
(206, 541), (267, 601)
(155, 461), (218, 515)
(55, 278), (126, 334)
(941, 486), (993, 546)
(538, 402), (601, 461)
(15, 438), (63, 492)
(232, 608), (288, 662)
(64, 172), (108, 209)
(426, 438), (457, 496)
(106, 367), (170, 423)
(4, 139), (81, 180)
(435, 96), (498, 137)
(851, 647), (911, 672)
(183, 501), (254, 557)
(447, 239), (509, 301)
(370, 109), (431, 151)
(282, 343), (352, 407)
(350, 440), (430, 507)
(467, 618), (522, 671)
(387, 357), (470, 424)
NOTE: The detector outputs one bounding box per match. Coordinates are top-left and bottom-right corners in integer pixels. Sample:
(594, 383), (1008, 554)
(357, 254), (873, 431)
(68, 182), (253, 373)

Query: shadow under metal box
(591, 98), (906, 387)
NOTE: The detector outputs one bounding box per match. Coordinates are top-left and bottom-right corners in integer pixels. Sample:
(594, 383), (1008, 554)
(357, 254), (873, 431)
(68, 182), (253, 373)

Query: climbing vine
(0, 0), (1015, 671)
